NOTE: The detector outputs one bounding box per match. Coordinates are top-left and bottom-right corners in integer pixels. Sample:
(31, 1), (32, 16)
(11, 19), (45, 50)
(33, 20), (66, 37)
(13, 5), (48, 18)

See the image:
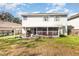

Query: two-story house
(21, 13), (67, 38)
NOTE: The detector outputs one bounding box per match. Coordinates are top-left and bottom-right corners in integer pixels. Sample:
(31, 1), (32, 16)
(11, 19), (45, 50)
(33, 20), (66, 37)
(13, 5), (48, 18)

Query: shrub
(60, 35), (66, 37)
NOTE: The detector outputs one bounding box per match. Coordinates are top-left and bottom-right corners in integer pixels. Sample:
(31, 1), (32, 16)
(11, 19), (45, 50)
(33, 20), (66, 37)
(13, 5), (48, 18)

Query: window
(54, 16), (59, 21)
(23, 16), (27, 20)
(44, 16), (48, 21)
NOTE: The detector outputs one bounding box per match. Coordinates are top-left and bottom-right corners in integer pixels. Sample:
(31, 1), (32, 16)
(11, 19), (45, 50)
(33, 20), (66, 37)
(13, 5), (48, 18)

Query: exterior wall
(22, 16), (67, 27)
(68, 17), (79, 29)
(0, 27), (22, 36)
(59, 17), (68, 35)
(68, 17), (79, 35)
(0, 30), (13, 36)
(70, 29), (79, 36)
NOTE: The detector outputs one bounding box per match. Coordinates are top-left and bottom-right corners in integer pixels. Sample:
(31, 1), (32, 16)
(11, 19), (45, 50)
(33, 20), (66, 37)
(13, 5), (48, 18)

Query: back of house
(21, 13), (67, 38)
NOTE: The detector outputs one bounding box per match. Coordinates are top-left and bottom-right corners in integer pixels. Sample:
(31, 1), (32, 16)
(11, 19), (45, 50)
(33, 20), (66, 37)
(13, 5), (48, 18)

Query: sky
(0, 3), (79, 17)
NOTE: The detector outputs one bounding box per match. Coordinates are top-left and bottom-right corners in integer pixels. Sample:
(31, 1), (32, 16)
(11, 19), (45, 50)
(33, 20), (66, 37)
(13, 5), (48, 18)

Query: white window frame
(54, 16), (60, 21)
(23, 16), (27, 20)
(44, 16), (48, 21)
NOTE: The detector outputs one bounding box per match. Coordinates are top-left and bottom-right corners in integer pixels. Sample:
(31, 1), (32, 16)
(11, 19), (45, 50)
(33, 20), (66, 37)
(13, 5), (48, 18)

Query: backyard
(0, 35), (79, 56)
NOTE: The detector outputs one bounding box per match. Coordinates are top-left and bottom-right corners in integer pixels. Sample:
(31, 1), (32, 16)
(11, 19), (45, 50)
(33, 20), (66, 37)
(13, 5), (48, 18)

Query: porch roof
(23, 25), (62, 28)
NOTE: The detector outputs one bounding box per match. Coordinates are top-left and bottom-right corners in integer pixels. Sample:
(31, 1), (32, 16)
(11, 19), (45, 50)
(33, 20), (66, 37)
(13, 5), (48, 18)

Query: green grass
(0, 35), (79, 55)
(52, 36), (79, 47)
(39, 35), (79, 49)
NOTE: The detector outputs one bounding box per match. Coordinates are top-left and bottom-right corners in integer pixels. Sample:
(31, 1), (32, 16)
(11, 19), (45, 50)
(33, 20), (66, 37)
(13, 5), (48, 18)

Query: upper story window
(23, 16), (27, 20)
(44, 16), (48, 21)
(54, 16), (60, 21)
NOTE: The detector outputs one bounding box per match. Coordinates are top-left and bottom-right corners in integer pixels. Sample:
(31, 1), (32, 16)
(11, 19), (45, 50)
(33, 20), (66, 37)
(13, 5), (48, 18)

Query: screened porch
(28, 27), (59, 37)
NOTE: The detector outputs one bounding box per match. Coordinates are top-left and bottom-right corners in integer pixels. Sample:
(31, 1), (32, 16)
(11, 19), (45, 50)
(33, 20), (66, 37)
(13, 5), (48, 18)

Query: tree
(0, 12), (21, 24)
(13, 17), (21, 24)
(0, 12), (14, 22)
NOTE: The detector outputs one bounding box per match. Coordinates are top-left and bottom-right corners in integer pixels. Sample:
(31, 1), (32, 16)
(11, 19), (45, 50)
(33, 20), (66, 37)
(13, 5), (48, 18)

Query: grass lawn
(0, 35), (79, 56)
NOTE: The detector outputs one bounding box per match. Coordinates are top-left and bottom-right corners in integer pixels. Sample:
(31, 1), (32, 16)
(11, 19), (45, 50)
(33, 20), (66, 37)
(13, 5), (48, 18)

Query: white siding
(60, 17), (67, 26)
(68, 17), (79, 29)
(22, 16), (67, 27)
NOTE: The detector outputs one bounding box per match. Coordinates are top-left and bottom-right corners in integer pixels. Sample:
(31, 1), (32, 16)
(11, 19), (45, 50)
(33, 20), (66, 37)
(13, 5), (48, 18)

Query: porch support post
(33, 28), (34, 35)
(58, 27), (60, 37)
(25, 28), (27, 37)
(36, 27), (37, 35)
(65, 26), (67, 36)
(14, 28), (16, 36)
(22, 27), (27, 38)
(47, 27), (48, 36)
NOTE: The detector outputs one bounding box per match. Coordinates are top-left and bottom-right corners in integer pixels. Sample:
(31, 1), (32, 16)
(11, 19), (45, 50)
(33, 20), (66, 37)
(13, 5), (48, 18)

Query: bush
(60, 35), (66, 37)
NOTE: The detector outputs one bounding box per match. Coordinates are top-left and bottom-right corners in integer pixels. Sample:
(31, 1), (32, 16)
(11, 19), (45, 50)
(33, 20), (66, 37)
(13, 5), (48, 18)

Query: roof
(0, 20), (21, 28)
(21, 13), (67, 17)
(68, 13), (79, 21)
(0, 20), (22, 30)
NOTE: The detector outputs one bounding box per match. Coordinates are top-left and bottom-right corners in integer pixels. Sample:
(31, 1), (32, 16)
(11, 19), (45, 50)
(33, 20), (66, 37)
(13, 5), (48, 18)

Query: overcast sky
(0, 3), (79, 17)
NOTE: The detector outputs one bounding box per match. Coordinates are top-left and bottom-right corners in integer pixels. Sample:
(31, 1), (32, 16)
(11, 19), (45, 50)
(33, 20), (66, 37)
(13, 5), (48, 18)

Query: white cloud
(53, 3), (66, 8)
(17, 11), (28, 16)
(46, 3), (70, 14)
(46, 7), (49, 10)
(0, 3), (21, 11)
(0, 3), (19, 8)
(64, 8), (69, 13)
(46, 6), (62, 13)
(16, 8), (21, 10)
(46, 9), (56, 13)
(16, 11), (29, 19)
(26, 3), (33, 5)
(21, 3), (32, 6)
(21, 3), (26, 6)
(16, 8), (23, 12)
(32, 11), (40, 13)
(17, 11), (41, 18)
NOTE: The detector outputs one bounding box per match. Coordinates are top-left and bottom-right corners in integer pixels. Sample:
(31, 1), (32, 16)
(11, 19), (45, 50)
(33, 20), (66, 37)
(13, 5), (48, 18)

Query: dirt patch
(1, 44), (79, 56)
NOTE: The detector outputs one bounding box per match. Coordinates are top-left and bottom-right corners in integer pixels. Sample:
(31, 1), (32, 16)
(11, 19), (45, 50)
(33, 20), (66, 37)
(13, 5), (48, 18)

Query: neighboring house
(0, 20), (22, 36)
(21, 13), (68, 38)
(68, 13), (79, 35)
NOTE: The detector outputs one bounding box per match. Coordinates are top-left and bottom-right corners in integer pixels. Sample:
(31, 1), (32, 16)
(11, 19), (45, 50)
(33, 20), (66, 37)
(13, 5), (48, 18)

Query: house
(68, 13), (79, 35)
(0, 20), (22, 36)
(21, 13), (68, 38)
